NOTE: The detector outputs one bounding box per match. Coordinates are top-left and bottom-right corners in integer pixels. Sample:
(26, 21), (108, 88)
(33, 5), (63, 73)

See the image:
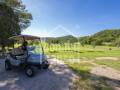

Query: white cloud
(22, 28), (50, 37)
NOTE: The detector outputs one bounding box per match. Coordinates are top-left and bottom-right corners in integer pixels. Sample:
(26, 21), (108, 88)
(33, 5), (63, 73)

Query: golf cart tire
(42, 64), (49, 69)
(42, 61), (49, 69)
(37, 66), (41, 69)
(5, 60), (11, 70)
(25, 66), (34, 77)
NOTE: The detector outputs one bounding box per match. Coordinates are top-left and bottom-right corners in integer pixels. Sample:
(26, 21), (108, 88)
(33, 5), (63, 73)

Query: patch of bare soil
(91, 66), (120, 90)
(95, 57), (119, 61)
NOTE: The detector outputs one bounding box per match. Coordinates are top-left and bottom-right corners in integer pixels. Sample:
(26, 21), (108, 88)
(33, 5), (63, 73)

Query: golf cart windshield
(9, 35), (44, 55)
(28, 40), (43, 54)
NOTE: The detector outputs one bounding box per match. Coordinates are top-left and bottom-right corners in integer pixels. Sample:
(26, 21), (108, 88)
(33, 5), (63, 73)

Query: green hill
(79, 29), (120, 46)
(92, 30), (120, 42)
(46, 29), (120, 47)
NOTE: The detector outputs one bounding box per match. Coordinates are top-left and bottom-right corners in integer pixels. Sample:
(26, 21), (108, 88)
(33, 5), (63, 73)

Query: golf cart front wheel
(42, 61), (49, 69)
(5, 61), (11, 70)
(43, 65), (49, 69)
(25, 66), (34, 77)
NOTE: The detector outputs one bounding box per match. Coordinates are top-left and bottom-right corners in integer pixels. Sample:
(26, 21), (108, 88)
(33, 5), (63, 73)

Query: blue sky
(22, 0), (120, 37)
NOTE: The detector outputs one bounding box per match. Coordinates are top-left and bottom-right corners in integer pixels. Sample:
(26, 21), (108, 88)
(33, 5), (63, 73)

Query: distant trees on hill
(46, 35), (78, 44)
(46, 29), (120, 47)
(79, 29), (120, 47)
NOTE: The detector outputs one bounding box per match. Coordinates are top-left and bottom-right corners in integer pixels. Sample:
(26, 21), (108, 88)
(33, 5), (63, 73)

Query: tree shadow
(0, 60), (74, 90)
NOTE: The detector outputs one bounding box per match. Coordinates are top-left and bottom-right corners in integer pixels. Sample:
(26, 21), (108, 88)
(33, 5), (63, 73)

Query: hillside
(92, 29), (120, 42)
(46, 29), (120, 46)
(79, 29), (120, 46)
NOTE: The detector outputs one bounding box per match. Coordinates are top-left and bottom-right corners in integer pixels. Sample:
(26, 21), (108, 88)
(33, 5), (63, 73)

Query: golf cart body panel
(6, 46), (46, 66)
(27, 46), (46, 65)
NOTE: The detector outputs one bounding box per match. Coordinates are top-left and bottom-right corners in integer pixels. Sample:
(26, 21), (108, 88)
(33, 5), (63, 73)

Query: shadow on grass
(49, 50), (84, 53)
(49, 50), (59, 53)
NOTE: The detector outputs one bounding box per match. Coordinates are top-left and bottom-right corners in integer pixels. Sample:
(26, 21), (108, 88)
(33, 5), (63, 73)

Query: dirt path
(90, 63), (120, 90)
(0, 59), (76, 90)
(77, 57), (120, 90)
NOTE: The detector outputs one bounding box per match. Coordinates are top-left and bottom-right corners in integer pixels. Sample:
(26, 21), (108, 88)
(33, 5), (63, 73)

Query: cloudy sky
(22, 0), (120, 37)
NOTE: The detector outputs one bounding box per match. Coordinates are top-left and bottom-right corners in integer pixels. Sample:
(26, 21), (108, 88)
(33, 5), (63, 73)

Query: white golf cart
(5, 35), (49, 77)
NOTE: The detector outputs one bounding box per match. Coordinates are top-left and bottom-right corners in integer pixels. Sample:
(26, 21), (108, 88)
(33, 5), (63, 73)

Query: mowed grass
(43, 43), (120, 59)
(46, 50), (120, 60)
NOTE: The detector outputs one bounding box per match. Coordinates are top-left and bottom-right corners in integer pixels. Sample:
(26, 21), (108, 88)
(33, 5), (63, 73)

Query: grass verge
(94, 59), (120, 71)
(64, 62), (113, 90)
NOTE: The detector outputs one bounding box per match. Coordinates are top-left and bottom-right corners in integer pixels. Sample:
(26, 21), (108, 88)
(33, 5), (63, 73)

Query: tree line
(46, 35), (78, 44)
(46, 29), (120, 47)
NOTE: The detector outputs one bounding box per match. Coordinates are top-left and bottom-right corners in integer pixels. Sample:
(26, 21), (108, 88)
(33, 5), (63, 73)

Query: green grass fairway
(43, 43), (120, 59)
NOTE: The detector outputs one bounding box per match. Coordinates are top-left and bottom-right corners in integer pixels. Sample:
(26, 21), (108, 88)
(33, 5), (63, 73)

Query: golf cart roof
(9, 35), (40, 40)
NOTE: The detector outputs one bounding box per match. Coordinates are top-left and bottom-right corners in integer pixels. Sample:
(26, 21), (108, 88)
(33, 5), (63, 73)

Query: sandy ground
(95, 57), (119, 61)
(0, 59), (76, 90)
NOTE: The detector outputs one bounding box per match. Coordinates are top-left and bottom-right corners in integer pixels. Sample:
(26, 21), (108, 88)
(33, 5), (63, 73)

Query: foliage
(46, 30), (120, 47)
(4, 0), (33, 30)
(0, 0), (32, 51)
(46, 35), (78, 44)
(0, 3), (20, 37)
(113, 37), (120, 47)
(0, 3), (20, 50)
(79, 36), (91, 46)
(79, 29), (120, 47)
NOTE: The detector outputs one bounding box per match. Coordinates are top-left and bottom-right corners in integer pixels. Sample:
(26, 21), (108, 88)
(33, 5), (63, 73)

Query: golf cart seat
(10, 48), (27, 60)
(11, 48), (24, 56)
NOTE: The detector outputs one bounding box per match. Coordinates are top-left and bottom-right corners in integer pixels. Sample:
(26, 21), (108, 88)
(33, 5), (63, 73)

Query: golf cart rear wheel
(25, 66), (34, 77)
(5, 61), (11, 70)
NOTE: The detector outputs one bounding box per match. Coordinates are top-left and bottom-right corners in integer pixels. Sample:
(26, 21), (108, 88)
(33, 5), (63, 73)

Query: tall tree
(0, 3), (20, 51)
(0, 0), (32, 52)
(4, 0), (33, 30)
(114, 37), (120, 48)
